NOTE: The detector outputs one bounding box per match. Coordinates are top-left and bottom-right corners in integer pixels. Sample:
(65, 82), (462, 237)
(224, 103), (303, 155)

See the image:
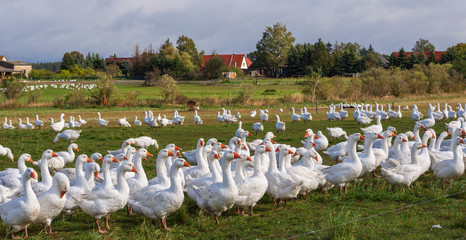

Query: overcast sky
(1, 0), (464, 63)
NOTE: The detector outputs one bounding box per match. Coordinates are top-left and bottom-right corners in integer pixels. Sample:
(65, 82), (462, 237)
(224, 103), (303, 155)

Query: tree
(1, 77), (24, 100)
(144, 68), (161, 86)
(426, 51), (438, 64)
(61, 51), (84, 70)
(286, 43), (314, 76)
(176, 35), (203, 67)
(86, 74), (116, 105)
(255, 22), (295, 77)
(397, 48), (409, 69)
(202, 55), (225, 79)
(158, 74), (179, 103)
(311, 39), (332, 76)
(412, 38), (435, 52)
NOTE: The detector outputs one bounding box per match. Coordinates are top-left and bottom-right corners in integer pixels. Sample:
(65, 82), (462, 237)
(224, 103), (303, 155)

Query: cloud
(0, 0), (464, 63)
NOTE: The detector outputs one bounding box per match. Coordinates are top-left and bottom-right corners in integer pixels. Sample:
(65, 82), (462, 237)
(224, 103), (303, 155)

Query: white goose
(25, 117), (34, 129)
(18, 118), (27, 129)
(0, 144), (14, 163)
(235, 121), (244, 138)
(57, 143), (79, 165)
(291, 107), (301, 123)
(314, 131), (329, 152)
(62, 154), (93, 219)
(29, 150), (59, 196)
(252, 122), (264, 134)
(249, 110), (257, 118)
(3, 117), (10, 129)
(361, 115), (383, 134)
(416, 110), (435, 128)
(97, 112), (109, 127)
(50, 113), (65, 132)
(0, 168), (39, 239)
(53, 129), (82, 144)
(134, 116), (142, 126)
(34, 115), (44, 129)
(33, 172), (70, 234)
(234, 145), (270, 216)
(275, 115), (285, 133)
(126, 149), (153, 214)
(358, 132), (383, 177)
(77, 161), (138, 233)
(188, 150), (241, 224)
(186, 151), (222, 191)
(301, 107), (312, 122)
(183, 139), (209, 180)
(381, 143), (425, 189)
(78, 115), (87, 125)
(117, 117), (131, 127)
(193, 110), (203, 125)
(412, 104), (423, 121)
(259, 109), (269, 122)
(131, 158), (190, 230)
(322, 133), (365, 194)
(282, 146), (320, 198)
(93, 154), (120, 191)
(326, 127), (348, 140)
(129, 149), (175, 207)
(134, 136), (159, 150)
(432, 137), (465, 188)
(107, 138), (135, 156)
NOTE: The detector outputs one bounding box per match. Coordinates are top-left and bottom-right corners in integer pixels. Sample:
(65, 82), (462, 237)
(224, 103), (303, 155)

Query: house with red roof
(202, 54), (253, 70)
(392, 51), (445, 61)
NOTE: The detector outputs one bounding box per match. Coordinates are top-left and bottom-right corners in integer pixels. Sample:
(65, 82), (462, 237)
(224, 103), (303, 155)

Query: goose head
(77, 154), (93, 164)
(172, 158), (191, 168)
(18, 153), (33, 165)
(221, 150), (241, 162)
(206, 138), (218, 146)
(42, 149), (59, 160)
(119, 161), (138, 174)
(103, 154), (119, 164)
(24, 167), (38, 181)
(53, 172), (70, 198)
(90, 152), (103, 162)
(137, 148), (153, 160)
(115, 153), (128, 162)
(158, 149), (175, 159)
(165, 144), (182, 152)
(304, 129), (314, 138)
(70, 143), (79, 152)
(213, 142), (228, 152)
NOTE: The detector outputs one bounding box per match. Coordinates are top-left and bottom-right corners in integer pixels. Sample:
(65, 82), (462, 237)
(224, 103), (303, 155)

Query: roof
(201, 54), (253, 69)
(392, 51), (445, 61)
(0, 56), (6, 61)
(4, 60), (31, 66)
(0, 66), (24, 73)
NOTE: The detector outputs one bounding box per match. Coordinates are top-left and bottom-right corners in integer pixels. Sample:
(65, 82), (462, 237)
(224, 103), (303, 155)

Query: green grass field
(0, 106), (464, 239)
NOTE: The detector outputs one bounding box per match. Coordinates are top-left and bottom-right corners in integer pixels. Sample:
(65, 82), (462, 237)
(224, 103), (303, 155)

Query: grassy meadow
(0, 104), (464, 239)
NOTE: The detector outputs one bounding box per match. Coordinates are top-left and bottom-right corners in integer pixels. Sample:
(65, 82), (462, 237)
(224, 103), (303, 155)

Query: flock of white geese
(0, 102), (465, 238)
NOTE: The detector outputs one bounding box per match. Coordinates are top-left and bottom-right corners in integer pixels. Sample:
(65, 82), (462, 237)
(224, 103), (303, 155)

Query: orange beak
(214, 153), (219, 160)
(233, 152), (241, 158)
(359, 135), (366, 140)
(123, 155), (128, 160)
(392, 133), (397, 137)
(248, 132), (253, 136)
(10, 158), (14, 163)
(270, 140), (277, 144)
(265, 147), (271, 152)
(288, 150), (294, 154)
(314, 135), (319, 139)
(28, 158), (34, 164)
(312, 142), (317, 147)
(243, 145), (248, 150)
(460, 139), (465, 144)
(60, 191), (67, 198)
(246, 156), (253, 162)
(112, 157), (120, 163)
(31, 171), (36, 179)
(175, 145), (182, 151)
(275, 147), (280, 152)
(147, 152), (153, 157)
(221, 143), (228, 149)
(183, 161), (191, 167)
(52, 152), (59, 157)
(421, 144), (427, 148)
(446, 132), (451, 135)
(76, 147), (80, 152)
(420, 124), (425, 129)
(238, 140), (242, 145)
(377, 134), (384, 139)
(432, 133), (436, 138)
(200, 140), (205, 146)
(94, 171), (99, 179)
(412, 136), (416, 140)
(394, 130), (398, 134)
(304, 132), (310, 138)
(273, 134), (277, 138)
(402, 138), (408, 142)
(167, 151), (175, 157)
(314, 155), (319, 161)
(87, 157), (93, 163)
(126, 141), (130, 145)
(177, 151), (181, 157)
(132, 166), (138, 174)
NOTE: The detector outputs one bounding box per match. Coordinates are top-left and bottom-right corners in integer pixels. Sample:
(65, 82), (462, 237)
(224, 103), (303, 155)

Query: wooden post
(316, 102), (318, 113)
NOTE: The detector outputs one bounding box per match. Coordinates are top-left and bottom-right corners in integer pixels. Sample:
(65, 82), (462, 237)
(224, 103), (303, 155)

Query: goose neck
(221, 157), (234, 186)
(23, 176), (37, 203)
(40, 159), (53, 184)
(116, 169), (130, 194)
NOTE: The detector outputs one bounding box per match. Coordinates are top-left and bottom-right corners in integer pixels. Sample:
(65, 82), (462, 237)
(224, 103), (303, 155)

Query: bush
(1, 78), (25, 100)
(27, 89), (42, 104)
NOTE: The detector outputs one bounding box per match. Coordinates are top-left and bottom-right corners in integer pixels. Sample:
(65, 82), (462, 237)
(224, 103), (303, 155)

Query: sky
(1, 0), (465, 63)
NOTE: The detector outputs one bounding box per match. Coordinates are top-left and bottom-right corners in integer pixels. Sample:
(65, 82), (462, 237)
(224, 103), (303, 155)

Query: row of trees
(29, 22), (464, 80)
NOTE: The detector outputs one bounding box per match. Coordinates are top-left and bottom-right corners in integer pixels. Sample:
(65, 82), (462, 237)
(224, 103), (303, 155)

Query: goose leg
(442, 179), (446, 189)
(161, 218), (170, 231)
(127, 206), (135, 215)
(283, 200), (287, 209)
(105, 216), (110, 231)
(96, 219), (107, 234)
(373, 170), (381, 178)
(344, 185), (348, 194)
(48, 225), (54, 234)
(24, 226), (29, 238)
(339, 186), (342, 195)
(215, 216), (220, 225)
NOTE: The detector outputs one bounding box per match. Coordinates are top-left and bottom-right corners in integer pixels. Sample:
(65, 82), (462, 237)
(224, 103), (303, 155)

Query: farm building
(202, 54), (253, 71)
(392, 51), (445, 61)
(0, 56), (32, 79)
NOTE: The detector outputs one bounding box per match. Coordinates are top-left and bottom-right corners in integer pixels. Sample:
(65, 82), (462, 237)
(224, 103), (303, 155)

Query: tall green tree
(61, 51), (84, 70)
(202, 55), (225, 79)
(286, 43), (314, 76)
(397, 48), (409, 69)
(412, 38), (435, 52)
(255, 22), (295, 77)
(176, 35), (204, 67)
(312, 39), (332, 76)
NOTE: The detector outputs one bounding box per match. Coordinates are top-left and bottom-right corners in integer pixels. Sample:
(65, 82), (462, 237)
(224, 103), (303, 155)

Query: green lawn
(0, 106), (464, 239)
